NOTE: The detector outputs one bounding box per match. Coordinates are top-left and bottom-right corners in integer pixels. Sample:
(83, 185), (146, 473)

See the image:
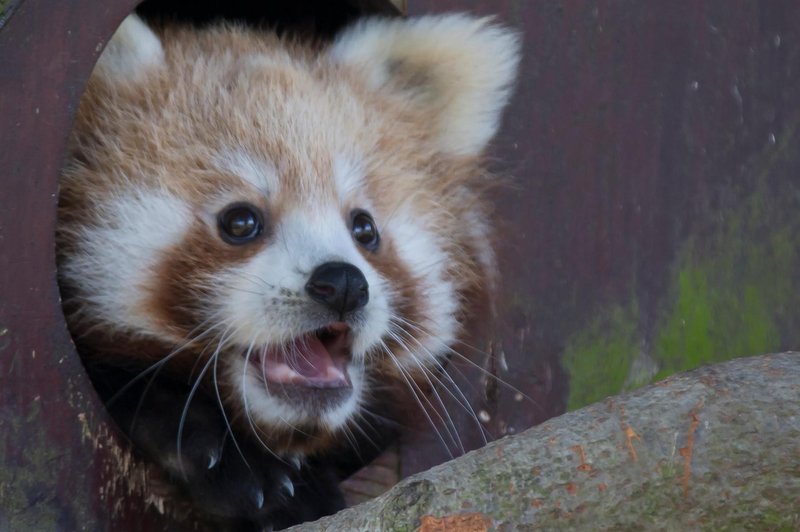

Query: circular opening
(55, 0), (401, 527)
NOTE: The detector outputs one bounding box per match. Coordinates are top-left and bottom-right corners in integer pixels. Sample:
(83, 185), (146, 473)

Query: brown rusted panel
(402, 0), (800, 476)
(0, 1), (184, 529)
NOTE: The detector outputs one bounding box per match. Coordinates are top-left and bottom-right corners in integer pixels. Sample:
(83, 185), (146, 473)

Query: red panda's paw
(172, 426), (346, 530)
(101, 368), (343, 528)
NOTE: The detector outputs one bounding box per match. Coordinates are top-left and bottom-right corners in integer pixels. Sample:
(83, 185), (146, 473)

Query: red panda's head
(58, 14), (519, 454)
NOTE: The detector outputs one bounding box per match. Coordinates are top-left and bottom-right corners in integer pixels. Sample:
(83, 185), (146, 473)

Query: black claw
(252, 487), (265, 510)
(207, 451), (220, 469)
(280, 476), (295, 498)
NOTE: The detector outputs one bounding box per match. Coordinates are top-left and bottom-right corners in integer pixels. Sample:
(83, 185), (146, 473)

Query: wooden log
(295, 353), (800, 530)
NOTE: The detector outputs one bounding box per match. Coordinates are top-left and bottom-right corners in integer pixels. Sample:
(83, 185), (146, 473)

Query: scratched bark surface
(294, 353), (800, 531)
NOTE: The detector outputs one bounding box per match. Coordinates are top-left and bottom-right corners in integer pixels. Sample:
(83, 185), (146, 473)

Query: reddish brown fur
(58, 16), (515, 456)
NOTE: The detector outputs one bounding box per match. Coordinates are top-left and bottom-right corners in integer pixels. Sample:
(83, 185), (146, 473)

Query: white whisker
(176, 328), (229, 479)
(393, 314), (541, 411)
(241, 338), (283, 461)
(377, 339), (455, 459)
(389, 320), (489, 446)
(385, 328), (465, 455)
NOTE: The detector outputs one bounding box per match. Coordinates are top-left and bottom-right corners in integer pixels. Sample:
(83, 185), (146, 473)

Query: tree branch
(294, 353), (800, 530)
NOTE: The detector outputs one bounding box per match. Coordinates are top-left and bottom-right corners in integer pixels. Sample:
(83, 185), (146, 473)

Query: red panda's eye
(218, 203), (264, 245)
(351, 210), (380, 251)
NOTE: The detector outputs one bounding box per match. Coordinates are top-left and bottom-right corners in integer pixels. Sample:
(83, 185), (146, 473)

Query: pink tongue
(262, 335), (350, 388)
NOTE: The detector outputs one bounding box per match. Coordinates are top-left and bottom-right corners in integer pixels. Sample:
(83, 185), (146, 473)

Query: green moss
(562, 302), (640, 411)
(654, 268), (715, 374)
(652, 205), (796, 379)
(563, 126), (800, 409)
(0, 0), (11, 20)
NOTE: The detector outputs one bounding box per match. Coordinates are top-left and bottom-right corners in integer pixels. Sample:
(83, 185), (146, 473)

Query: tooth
(288, 455), (302, 471)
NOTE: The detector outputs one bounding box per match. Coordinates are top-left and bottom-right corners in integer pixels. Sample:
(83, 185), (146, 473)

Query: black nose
(305, 262), (369, 315)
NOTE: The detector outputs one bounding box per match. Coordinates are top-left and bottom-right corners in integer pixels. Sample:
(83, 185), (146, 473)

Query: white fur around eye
(61, 188), (190, 338)
(212, 207), (392, 356)
(216, 149), (279, 196)
(333, 154), (366, 203)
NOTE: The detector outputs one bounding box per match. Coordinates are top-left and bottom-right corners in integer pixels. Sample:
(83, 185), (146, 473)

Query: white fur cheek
(214, 249), (308, 348)
(62, 189), (190, 339)
(386, 207), (460, 367)
(349, 274), (392, 359)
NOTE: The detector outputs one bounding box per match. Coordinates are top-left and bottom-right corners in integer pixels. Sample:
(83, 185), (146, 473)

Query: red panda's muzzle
(259, 323), (352, 389)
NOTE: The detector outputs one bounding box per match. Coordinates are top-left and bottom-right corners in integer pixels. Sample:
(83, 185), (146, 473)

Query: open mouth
(257, 322), (352, 389)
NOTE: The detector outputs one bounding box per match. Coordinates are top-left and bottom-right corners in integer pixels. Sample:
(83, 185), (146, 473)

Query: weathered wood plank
(402, 0), (800, 478)
(0, 1), (400, 528)
(0, 1), (183, 528)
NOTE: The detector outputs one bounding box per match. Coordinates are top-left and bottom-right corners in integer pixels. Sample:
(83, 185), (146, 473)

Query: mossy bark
(295, 353), (800, 531)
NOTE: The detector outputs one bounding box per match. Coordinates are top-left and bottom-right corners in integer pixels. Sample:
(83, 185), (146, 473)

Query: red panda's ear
(94, 15), (165, 82)
(330, 13), (520, 157)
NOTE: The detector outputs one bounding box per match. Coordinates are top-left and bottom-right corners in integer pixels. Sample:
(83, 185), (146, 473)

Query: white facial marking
(216, 149), (278, 196)
(62, 188), (190, 338)
(216, 206), (391, 352)
(387, 205), (459, 366)
(213, 205), (392, 425)
(333, 154), (366, 204)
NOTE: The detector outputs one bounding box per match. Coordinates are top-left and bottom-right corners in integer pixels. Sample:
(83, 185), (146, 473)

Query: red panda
(57, 12), (519, 529)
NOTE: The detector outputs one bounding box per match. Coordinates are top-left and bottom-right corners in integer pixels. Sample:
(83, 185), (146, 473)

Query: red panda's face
(58, 15), (519, 453)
